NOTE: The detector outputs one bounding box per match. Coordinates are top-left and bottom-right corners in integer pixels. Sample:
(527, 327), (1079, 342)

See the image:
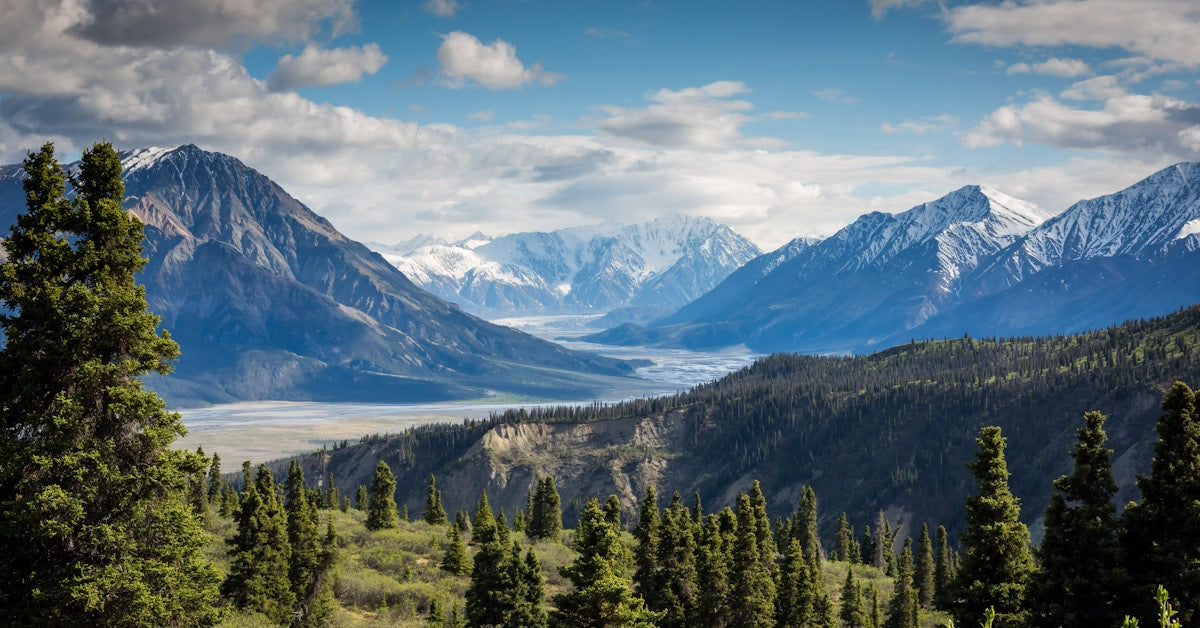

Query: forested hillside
(290, 305), (1200, 543)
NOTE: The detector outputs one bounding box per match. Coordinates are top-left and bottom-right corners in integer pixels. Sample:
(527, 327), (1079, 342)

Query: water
(177, 314), (761, 463)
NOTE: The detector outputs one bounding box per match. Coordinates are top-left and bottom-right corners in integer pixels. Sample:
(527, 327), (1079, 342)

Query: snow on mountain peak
(120, 146), (174, 173)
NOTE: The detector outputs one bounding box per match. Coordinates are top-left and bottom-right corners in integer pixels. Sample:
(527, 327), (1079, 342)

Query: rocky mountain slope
(377, 214), (761, 321)
(592, 164), (1200, 354)
(0, 145), (634, 406)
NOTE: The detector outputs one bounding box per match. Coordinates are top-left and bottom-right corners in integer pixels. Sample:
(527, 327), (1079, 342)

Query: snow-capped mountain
(592, 164), (1200, 354)
(0, 145), (633, 405)
(376, 214), (762, 318)
(591, 185), (1053, 352)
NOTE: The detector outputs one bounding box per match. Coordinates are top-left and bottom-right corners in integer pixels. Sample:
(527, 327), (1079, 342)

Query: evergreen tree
(1123, 382), (1200, 624)
(207, 451), (223, 504)
(466, 490), (514, 625)
(224, 465), (296, 624)
(456, 509), (472, 532)
(657, 492), (699, 627)
(528, 475), (563, 541)
(341, 495), (350, 512)
(884, 538), (917, 628)
(355, 484), (368, 511)
(604, 494), (623, 529)
(553, 498), (659, 627)
(729, 493), (776, 626)
(219, 484), (237, 518)
(0, 142), (219, 624)
(441, 523), (471, 575)
(506, 541), (548, 628)
(750, 480), (776, 569)
(873, 511), (889, 571)
(835, 512), (855, 562)
(794, 485), (821, 566)
(914, 523), (935, 609)
(951, 426), (1034, 627)
(632, 484), (662, 608)
(324, 471), (338, 511)
(860, 525), (876, 567)
(696, 510), (734, 626)
(933, 525), (953, 611)
(840, 566), (870, 628)
(366, 460), (399, 531)
(472, 490), (498, 544)
(692, 491), (703, 524)
(189, 447), (211, 526)
(1030, 410), (1125, 627)
(285, 460), (335, 626)
(778, 538), (819, 627)
(424, 473), (449, 525)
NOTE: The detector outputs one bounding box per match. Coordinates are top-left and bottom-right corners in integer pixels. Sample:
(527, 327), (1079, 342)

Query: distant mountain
(376, 214), (762, 319)
(591, 185), (1051, 352)
(0, 145), (634, 406)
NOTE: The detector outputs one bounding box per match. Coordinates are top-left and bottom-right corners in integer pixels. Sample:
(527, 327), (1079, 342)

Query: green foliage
(208, 451), (224, 504)
(356, 484), (367, 510)
(0, 142), (219, 625)
(1030, 410), (1126, 627)
(553, 498), (659, 627)
(730, 492), (776, 626)
(528, 475), (563, 541)
(656, 492), (699, 627)
(951, 427), (1034, 627)
(1123, 382), (1200, 625)
(366, 461), (399, 531)
(914, 522), (935, 610)
(632, 483), (660, 606)
(883, 539), (917, 628)
(933, 525), (954, 611)
(835, 512), (856, 562)
(423, 473), (448, 525)
(441, 524), (471, 576)
(840, 566), (872, 628)
(224, 465), (295, 624)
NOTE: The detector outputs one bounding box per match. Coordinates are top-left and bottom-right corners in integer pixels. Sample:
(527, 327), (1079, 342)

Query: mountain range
(373, 214), (761, 323)
(0, 145), (635, 406)
(588, 163), (1200, 354)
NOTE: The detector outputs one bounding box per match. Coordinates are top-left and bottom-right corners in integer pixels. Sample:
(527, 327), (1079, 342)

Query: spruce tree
(224, 465), (296, 624)
(657, 492), (699, 627)
(465, 490), (514, 625)
(528, 475), (563, 541)
(951, 426), (1034, 627)
(506, 541), (548, 628)
(553, 497), (659, 627)
(355, 484), (368, 510)
(860, 524), (876, 567)
(366, 460), (399, 531)
(423, 473), (448, 525)
(778, 538), (819, 627)
(696, 511), (734, 626)
(604, 493), (623, 529)
(324, 471), (338, 511)
(189, 447), (211, 526)
(729, 493), (776, 626)
(1123, 382), (1200, 624)
(914, 522), (935, 609)
(795, 485), (821, 566)
(884, 538), (918, 628)
(933, 525), (953, 610)
(442, 523), (472, 575)
(633, 484), (662, 608)
(207, 451), (223, 504)
(835, 512), (855, 562)
(285, 460), (335, 626)
(872, 511), (889, 571)
(0, 142), (219, 624)
(1030, 410), (1125, 627)
(749, 480), (776, 568)
(840, 566), (870, 628)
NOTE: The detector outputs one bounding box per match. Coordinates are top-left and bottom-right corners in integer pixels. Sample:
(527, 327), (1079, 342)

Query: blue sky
(1, 0), (1198, 248)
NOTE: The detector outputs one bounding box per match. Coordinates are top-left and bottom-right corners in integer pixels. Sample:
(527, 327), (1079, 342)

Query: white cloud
(1060, 76), (1125, 101)
(964, 88), (1200, 157)
(268, 44), (387, 91)
(436, 31), (560, 90)
(468, 110), (495, 122)
(761, 111), (809, 121)
(814, 89), (859, 104)
(590, 81), (780, 149)
(1005, 57), (1092, 78)
(880, 114), (958, 134)
(868, 0), (928, 19)
(424, 0), (461, 18)
(947, 0), (1200, 68)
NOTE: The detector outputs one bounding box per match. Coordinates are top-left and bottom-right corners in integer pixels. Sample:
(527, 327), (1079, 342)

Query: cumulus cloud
(946, 0), (1200, 68)
(590, 81), (779, 149)
(1005, 57), (1092, 77)
(268, 44), (387, 91)
(963, 88), (1200, 157)
(424, 0), (461, 18)
(880, 114), (957, 134)
(814, 89), (859, 104)
(74, 0), (357, 49)
(436, 31), (560, 89)
(1060, 76), (1126, 101)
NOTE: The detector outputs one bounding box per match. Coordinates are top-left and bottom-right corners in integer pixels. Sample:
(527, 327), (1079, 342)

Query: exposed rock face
(0, 145), (633, 405)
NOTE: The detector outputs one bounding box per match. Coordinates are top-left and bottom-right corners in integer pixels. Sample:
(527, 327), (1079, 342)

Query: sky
(1, 0), (1198, 249)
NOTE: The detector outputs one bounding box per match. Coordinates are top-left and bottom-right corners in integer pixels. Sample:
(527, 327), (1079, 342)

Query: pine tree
(285, 460), (335, 626)
(873, 511), (889, 571)
(355, 484), (368, 510)
(207, 451), (223, 504)
(1123, 382), (1200, 624)
(553, 497), (659, 627)
(860, 524), (876, 567)
(224, 465), (296, 624)
(884, 538), (917, 628)
(424, 473), (449, 525)
(1029, 410), (1125, 627)
(933, 525), (953, 610)
(189, 447), (211, 526)
(840, 566), (870, 628)
(528, 475), (563, 541)
(0, 142), (219, 624)
(729, 493), (776, 626)
(366, 460), (399, 531)
(507, 541), (548, 628)
(696, 510), (734, 626)
(778, 538), (819, 627)
(835, 512), (855, 562)
(632, 484), (661, 608)
(465, 490), (513, 625)
(750, 480), (776, 568)
(657, 492), (699, 627)
(442, 523), (472, 575)
(604, 494), (623, 529)
(794, 485), (821, 567)
(456, 509), (471, 532)
(951, 426), (1034, 627)
(324, 471), (338, 511)
(914, 523), (935, 609)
